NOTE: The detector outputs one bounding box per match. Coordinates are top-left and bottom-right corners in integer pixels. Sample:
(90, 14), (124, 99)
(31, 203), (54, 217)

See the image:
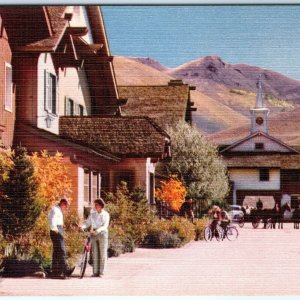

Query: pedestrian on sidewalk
(48, 198), (75, 279)
(81, 198), (110, 277)
(180, 197), (195, 223)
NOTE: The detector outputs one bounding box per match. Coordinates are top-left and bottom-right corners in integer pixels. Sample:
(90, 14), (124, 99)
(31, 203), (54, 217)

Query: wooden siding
(0, 16), (16, 148)
(228, 135), (291, 153)
(229, 168), (281, 191)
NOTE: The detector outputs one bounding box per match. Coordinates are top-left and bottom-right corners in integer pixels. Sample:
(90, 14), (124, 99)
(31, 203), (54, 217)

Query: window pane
(51, 75), (56, 114)
(259, 168), (269, 181)
(45, 72), (57, 115)
(5, 64), (12, 111)
(92, 173), (98, 200)
(79, 105), (84, 116)
(115, 170), (134, 191)
(84, 171), (90, 203)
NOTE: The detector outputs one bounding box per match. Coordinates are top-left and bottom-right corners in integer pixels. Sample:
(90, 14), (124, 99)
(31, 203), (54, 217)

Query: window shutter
(53, 76), (58, 115)
(44, 70), (48, 111)
(47, 72), (52, 112)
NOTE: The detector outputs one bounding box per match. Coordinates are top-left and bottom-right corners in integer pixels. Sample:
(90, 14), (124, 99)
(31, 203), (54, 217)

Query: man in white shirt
(48, 198), (69, 279)
(81, 198), (110, 277)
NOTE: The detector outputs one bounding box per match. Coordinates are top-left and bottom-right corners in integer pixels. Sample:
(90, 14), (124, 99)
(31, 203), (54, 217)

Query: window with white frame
(92, 172), (100, 201)
(84, 170), (101, 204)
(65, 97), (74, 116)
(5, 63), (12, 111)
(84, 169), (90, 204)
(78, 104), (84, 116)
(44, 71), (57, 115)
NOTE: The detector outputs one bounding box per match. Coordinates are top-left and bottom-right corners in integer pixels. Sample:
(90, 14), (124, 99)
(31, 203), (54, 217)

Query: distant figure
(271, 203), (281, 229)
(293, 205), (300, 229)
(256, 198), (263, 210)
(208, 205), (222, 233)
(220, 208), (231, 231)
(180, 197), (194, 223)
(245, 205), (252, 215)
(241, 206), (246, 216)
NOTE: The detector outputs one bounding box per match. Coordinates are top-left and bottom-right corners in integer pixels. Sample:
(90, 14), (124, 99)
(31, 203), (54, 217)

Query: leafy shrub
(142, 217), (195, 248)
(0, 232), (7, 265)
(194, 217), (209, 241)
(106, 182), (156, 254)
(108, 228), (124, 258)
(143, 229), (181, 249)
(64, 209), (85, 266)
(167, 216), (195, 245)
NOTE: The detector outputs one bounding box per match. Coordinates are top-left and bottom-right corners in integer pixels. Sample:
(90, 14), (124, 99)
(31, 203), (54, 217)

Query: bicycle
(79, 233), (92, 279)
(204, 222), (224, 241)
(222, 224), (239, 241)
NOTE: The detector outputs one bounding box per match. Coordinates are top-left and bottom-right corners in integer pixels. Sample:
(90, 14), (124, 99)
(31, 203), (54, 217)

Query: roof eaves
(143, 116), (170, 139)
(27, 125), (121, 163)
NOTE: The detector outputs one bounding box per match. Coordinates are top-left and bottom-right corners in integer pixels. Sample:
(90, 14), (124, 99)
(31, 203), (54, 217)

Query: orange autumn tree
(31, 150), (73, 210)
(0, 148), (13, 186)
(155, 176), (187, 212)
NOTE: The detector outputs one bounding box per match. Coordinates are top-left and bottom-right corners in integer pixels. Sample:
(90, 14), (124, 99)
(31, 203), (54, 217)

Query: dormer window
(255, 143), (264, 150)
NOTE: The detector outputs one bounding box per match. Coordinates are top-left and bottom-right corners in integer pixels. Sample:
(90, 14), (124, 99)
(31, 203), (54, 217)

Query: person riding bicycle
(220, 208), (231, 231)
(209, 205), (222, 233)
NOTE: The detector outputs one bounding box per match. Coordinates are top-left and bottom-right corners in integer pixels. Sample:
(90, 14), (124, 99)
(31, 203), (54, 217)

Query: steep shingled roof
(59, 116), (169, 158)
(118, 83), (190, 130)
(223, 153), (300, 169)
(16, 6), (68, 52)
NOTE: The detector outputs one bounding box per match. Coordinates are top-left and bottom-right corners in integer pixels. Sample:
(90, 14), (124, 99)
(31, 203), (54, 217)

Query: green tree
(0, 146), (42, 238)
(167, 121), (229, 209)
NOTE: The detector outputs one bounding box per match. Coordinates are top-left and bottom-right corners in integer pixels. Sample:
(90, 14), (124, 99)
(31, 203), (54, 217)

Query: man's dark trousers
(50, 226), (67, 275)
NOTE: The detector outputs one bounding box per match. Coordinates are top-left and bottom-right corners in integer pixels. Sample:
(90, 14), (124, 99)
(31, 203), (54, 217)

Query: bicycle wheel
(204, 227), (212, 241)
(226, 226), (239, 241)
(79, 248), (88, 279)
(238, 217), (245, 228)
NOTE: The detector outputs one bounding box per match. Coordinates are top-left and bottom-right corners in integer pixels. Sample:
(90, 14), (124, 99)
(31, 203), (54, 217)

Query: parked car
(229, 205), (244, 221)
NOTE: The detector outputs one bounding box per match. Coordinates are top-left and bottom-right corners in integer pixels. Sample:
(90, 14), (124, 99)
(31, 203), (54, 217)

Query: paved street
(2, 223), (300, 296)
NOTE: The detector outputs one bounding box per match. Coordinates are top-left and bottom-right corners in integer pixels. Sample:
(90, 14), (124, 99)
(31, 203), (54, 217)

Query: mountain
(166, 55), (300, 103)
(113, 56), (172, 86)
(113, 56), (249, 133)
(113, 55), (300, 142)
(130, 57), (169, 72)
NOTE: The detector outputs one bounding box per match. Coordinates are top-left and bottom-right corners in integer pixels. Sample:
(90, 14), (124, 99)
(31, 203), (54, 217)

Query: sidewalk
(1, 223), (300, 296)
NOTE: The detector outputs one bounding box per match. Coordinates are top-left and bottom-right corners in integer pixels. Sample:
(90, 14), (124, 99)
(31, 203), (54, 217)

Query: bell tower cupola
(250, 75), (270, 134)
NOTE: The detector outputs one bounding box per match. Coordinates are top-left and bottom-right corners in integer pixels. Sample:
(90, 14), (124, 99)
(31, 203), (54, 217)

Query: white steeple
(250, 75), (270, 134)
(255, 74), (264, 108)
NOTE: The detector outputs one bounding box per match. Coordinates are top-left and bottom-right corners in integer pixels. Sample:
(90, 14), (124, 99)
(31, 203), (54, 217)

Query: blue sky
(102, 5), (300, 80)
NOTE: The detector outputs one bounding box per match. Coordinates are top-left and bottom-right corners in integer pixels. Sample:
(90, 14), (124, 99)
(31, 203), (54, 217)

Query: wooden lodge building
(0, 6), (189, 216)
(219, 76), (300, 210)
